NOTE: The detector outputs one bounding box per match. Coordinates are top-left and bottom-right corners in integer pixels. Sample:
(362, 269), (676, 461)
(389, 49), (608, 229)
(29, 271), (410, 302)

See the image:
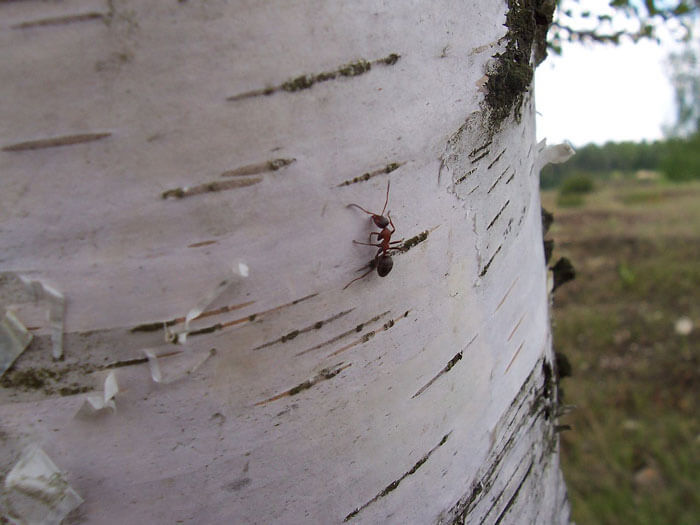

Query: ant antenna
(346, 180), (392, 217)
(380, 180), (390, 216)
(347, 203), (374, 215)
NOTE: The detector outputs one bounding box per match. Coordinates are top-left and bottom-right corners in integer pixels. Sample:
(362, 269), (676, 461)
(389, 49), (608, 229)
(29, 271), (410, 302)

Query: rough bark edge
(485, 0), (555, 131)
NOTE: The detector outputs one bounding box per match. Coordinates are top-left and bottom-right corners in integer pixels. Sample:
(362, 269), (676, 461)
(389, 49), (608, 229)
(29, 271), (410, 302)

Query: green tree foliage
(559, 173), (595, 194)
(660, 37), (700, 180)
(665, 44), (700, 137)
(551, 0), (698, 53)
(556, 174), (595, 206)
(661, 134), (700, 180)
(660, 21), (700, 180)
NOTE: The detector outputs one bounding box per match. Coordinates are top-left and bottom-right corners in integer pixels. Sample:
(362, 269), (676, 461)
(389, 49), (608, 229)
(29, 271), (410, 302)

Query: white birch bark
(0, 1), (570, 523)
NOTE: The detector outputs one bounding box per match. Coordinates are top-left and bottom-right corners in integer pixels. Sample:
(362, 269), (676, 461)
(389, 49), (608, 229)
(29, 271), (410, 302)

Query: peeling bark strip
(162, 177), (261, 199)
(295, 311), (390, 357)
(220, 158), (295, 178)
(226, 53), (401, 101)
(541, 208), (554, 235)
(2, 133), (111, 152)
(550, 257), (575, 292)
(254, 362), (351, 406)
(11, 12), (105, 29)
(337, 162), (402, 187)
(412, 334), (478, 398)
(487, 200), (510, 230)
(252, 309), (354, 351)
(343, 432), (451, 521)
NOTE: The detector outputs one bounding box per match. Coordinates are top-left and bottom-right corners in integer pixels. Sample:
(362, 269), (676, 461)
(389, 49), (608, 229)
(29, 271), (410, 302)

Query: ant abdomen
(376, 254), (393, 277)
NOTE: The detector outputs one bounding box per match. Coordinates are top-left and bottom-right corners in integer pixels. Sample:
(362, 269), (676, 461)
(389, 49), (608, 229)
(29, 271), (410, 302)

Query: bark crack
(412, 334), (478, 398)
(344, 432), (451, 521)
(227, 53), (401, 101)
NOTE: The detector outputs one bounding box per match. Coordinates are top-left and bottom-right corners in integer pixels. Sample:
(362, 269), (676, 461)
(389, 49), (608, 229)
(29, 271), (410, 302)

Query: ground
(541, 177), (700, 524)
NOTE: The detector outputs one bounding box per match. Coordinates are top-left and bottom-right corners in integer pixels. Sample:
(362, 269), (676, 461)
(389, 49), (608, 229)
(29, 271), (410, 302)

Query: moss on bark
(485, 0), (555, 129)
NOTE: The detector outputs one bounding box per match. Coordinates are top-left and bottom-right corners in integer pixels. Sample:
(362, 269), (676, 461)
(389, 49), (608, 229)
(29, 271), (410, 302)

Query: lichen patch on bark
(485, 0), (555, 129)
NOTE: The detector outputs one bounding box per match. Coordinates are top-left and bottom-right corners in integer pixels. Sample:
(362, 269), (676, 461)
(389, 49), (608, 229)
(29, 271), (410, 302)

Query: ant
(344, 181), (403, 289)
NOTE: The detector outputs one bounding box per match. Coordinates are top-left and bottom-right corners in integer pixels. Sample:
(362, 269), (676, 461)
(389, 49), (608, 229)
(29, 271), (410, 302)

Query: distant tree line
(541, 135), (700, 189)
(544, 1), (700, 189)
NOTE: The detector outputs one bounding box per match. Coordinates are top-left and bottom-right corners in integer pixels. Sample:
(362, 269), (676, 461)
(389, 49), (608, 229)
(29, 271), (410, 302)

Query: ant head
(376, 254), (393, 277)
(373, 214), (390, 229)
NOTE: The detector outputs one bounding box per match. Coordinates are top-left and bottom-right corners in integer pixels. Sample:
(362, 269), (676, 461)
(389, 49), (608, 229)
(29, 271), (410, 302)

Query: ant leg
(386, 211), (396, 234)
(353, 240), (382, 247)
(368, 231), (380, 243)
(343, 267), (374, 289)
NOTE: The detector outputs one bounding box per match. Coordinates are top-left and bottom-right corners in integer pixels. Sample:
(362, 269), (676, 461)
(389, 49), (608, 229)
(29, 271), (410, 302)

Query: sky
(535, 38), (678, 147)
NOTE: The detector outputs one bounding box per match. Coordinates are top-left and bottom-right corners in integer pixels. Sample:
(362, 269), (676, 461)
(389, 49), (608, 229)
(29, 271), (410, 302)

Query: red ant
(344, 181), (403, 289)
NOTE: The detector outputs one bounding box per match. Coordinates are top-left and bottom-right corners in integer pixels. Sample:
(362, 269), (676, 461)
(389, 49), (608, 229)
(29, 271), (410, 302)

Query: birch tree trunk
(1, 1), (571, 523)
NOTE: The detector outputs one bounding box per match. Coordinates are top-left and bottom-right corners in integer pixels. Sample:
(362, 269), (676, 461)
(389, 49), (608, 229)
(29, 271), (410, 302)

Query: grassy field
(541, 177), (700, 524)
